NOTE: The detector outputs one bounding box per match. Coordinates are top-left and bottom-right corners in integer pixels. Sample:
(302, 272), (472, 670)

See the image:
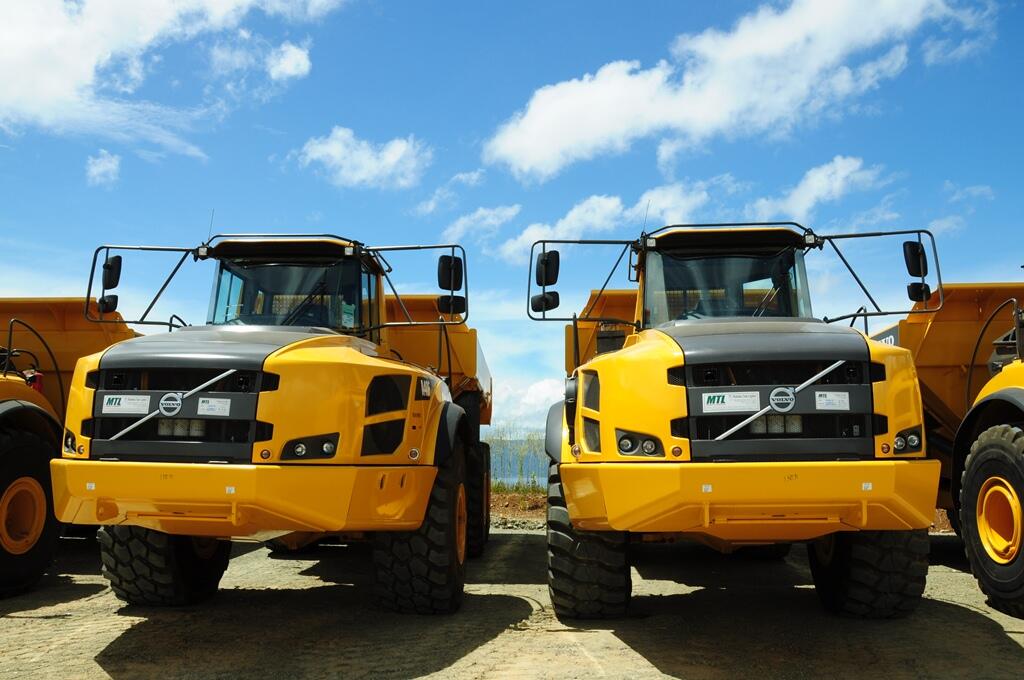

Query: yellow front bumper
(561, 459), (941, 542)
(51, 459), (436, 538)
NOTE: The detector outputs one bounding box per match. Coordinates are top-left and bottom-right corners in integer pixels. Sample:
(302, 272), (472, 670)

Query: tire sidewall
(960, 431), (1024, 597)
(0, 430), (60, 594)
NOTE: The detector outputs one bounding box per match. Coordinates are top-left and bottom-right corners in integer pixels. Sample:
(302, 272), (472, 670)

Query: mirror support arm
(138, 249), (192, 323)
(827, 238), (882, 313)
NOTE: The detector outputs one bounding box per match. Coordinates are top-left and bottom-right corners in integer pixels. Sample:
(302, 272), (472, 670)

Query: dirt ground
(1, 530), (1021, 680)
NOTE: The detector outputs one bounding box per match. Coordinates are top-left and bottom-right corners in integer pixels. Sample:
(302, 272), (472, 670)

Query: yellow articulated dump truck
(0, 299), (133, 596)
(529, 222), (944, 619)
(874, 282), (1024, 617)
(52, 234), (492, 613)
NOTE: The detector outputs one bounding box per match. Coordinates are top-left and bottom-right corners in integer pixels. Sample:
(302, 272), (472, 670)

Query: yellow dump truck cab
(533, 225), (940, 619)
(53, 235), (491, 613)
(0, 299), (134, 597)
(879, 283), (1024, 617)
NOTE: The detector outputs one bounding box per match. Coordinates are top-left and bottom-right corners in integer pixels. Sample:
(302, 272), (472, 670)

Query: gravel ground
(1, 531), (1021, 679)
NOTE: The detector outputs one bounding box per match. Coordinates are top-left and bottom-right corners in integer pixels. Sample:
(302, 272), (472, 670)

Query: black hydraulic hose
(965, 298), (1019, 413)
(3, 318), (66, 416)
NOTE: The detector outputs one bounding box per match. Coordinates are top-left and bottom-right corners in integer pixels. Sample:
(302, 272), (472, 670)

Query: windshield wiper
(282, 278), (328, 326)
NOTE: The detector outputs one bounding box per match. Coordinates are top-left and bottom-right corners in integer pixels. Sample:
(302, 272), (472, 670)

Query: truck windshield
(207, 257), (375, 330)
(644, 247), (813, 326)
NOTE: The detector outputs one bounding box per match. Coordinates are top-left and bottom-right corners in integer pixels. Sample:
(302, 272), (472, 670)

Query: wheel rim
(976, 476), (1022, 565)
(456, 483), (467, 565)
(0, 476), (47, 555)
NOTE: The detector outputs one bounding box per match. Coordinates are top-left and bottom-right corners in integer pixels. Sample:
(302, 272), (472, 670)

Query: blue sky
(0, 0), (1020, 427)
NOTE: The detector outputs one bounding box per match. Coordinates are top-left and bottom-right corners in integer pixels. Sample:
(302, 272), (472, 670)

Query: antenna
(641, 200), (651, 233)
(207, 209), (216, 242)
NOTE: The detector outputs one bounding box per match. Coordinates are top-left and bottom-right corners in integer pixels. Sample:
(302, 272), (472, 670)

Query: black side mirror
(437, 255), (463, 291)
(903, 241), (928, 278)
(437, 294), (466, 315)
(531, 291), (560, 313)
(98, 295), (119, 314)
(103, 255), (122, 290)
(536, 250), (560, 287)
(907, 282), (931, 302)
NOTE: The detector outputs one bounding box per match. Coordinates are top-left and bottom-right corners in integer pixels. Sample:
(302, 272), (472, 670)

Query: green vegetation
(484, 424), (546, 493)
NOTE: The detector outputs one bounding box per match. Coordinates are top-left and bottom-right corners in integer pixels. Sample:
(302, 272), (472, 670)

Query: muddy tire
(0, 428), (61, 598)
(373, 440), (468, 614)
(547, 463), (630, 619)
(467, 442), (491, 558)
(98, 526), (230, 606)
(808, 529), (928, 618)
(959, 424), (1024, 617)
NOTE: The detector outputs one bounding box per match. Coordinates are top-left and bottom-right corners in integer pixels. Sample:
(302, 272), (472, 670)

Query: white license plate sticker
(702, 391), (761, 413)
(815, 391), (850, 411)
(197, 398), (231, 417)
(101, 394), (151, 415)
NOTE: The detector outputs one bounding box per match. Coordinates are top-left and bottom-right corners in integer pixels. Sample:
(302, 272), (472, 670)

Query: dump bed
(0, 298), (135, 417)
(563, 290), (638, 374)
(383, 295), (492, 424)
(875, 283), (1024, 441)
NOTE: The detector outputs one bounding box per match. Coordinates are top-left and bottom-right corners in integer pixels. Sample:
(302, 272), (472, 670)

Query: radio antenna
(207, 209), (216, 242)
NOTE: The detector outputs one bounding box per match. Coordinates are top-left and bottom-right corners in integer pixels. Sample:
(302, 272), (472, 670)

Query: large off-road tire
(808, 529), (928, 618)
(0, 428), (61, 598)
(959, 424), (1024, 617)
(373, 441), (468, 614)
(98, 526), (230, 606)
(466, 442), (491, 558)
(547, 463), (630, 619)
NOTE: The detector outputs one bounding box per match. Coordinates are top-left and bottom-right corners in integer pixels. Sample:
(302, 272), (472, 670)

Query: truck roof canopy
(653, 227), (804, 252)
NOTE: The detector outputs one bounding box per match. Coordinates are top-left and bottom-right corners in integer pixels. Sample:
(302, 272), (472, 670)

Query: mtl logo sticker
(702, 391), (760, 414)
(101, 394), (151, 415)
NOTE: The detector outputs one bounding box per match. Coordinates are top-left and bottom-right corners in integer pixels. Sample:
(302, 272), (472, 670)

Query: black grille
(99, 368), (271, 393)
(691, 414), (869, 441)
(688, 361), (867, 387)
(88, 417), (271, 443)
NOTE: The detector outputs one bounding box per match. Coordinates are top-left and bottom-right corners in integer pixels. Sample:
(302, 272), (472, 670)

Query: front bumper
(561, 459), (941, 542)
(51, 459), (436, 538)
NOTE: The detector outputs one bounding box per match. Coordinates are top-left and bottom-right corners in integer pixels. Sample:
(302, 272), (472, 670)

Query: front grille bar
(714, 360), (845, 441)
(107, 369), (238, 441)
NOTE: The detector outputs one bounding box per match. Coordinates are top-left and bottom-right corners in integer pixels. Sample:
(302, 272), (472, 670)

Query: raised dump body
(880, 282), (1024, 617)
(0, 298), (133, 596)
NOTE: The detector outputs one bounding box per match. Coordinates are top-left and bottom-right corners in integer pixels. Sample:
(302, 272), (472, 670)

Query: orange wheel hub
(0, 476), (47, 555)
(456, 483), (467, 565)
(976, 476), (1022, 565)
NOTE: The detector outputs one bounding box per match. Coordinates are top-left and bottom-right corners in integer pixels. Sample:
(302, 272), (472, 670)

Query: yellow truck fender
(434, 401), (470, 467)
(0, 400), (62, 447)
(545, 400), (566, 464)
(951, 387), (1024, 498)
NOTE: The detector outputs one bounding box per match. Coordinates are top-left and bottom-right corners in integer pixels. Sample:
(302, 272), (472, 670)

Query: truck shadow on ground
(928, 532), (971, 572)
(95, 539), (534, 679)
(582, 540), (1024, 679)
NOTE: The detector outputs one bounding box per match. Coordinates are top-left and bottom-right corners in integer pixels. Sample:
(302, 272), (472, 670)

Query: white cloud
(85, 149), (121, 186)
(443, 205), (521, 242)
(498, 195), (625, 264)
(928, 214), (965, 234)
(626, 182), (711, 226)
(483, 0), (950, 181)
(297, 126), (432, 189)
(491, 378), (564, 427)
(266, 41), (311, 81)
(747, 155), (883, 221)
(415, 169), (485, 215)
(922, 0), (996, 65)
(943, 180), (994, 202)
(0, 1), (343, 156)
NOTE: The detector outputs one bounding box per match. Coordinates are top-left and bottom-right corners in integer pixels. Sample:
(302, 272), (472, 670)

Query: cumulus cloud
(943, 180), (994, 202)
(928, 214), (965, 234)
(85, 149), (121, 186)
(443, 205), (521, 242)
(483, 0), (956, 181)
(297, 126), (432, 189)
(0, 1), (343, 156)
(747, 156), (884, 222)
(266, 41), (311, 80)
(415, 169), (485, 215)
(921, 0), (996, 65)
